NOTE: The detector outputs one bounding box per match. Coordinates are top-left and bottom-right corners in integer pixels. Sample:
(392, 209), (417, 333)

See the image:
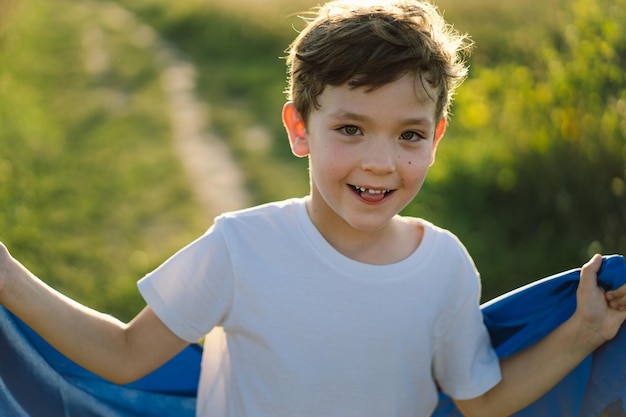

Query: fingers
(607, 284), (626, 311)
(583, 253), (603, 272)
(579, 254), (603, 292)
(574, 254), (626, 345)
(588, 254), (626, 311)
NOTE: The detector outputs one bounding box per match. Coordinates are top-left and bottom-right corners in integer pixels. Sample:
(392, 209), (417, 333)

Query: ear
(429, 118), (447, 166)
(282, 102), (309, 157)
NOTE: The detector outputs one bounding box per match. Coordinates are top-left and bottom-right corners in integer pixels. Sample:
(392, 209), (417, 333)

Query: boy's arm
(454, 254), (626, 417)
(0, 243), (188, 385)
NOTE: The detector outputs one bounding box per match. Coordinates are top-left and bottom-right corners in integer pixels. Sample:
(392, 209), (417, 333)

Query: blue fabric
(0, 255), (624, 416)
(433, 254), (626, 417)
(0, 306), (201, 416)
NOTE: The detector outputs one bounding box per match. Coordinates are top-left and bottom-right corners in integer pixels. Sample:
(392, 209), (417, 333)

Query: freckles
(396, 154), (412, 165)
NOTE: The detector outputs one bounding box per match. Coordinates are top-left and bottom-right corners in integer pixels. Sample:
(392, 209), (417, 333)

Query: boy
(1, 1), (626, 416)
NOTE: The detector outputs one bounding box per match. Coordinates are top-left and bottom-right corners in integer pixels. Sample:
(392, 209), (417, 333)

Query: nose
(361, 138), (396, 175)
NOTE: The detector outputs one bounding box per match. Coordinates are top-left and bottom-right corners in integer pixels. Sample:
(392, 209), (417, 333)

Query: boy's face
(283, 73), (445, 238)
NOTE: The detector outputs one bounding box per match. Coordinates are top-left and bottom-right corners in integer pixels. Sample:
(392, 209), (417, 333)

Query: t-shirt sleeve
(432, 240), (501, 400)
(137, 221), (234, 343)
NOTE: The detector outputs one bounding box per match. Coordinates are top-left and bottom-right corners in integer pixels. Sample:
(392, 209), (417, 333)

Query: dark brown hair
(285, 0), (472, 122)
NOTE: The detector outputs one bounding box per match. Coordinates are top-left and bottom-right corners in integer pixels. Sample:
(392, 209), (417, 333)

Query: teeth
(355, 186), (389, 194)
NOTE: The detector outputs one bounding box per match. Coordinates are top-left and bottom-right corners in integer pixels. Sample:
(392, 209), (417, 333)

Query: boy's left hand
(606, 269), (626, 311)
(575, 254), (626, 349)
(455, 254), (626, 417)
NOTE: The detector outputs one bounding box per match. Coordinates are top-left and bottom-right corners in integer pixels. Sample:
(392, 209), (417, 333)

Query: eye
(337, 125), (362, 136)
(399, 131), (426, 142)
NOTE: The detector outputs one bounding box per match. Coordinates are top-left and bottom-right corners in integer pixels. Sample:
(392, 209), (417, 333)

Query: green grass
(0, 0), (206, 320)
(116, 0), (313, 203)
(2, 0), (624, 314)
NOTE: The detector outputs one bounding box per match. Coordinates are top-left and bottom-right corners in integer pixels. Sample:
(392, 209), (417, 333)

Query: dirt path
(82, 2), (251, 220)
(159, 50), (251, 218)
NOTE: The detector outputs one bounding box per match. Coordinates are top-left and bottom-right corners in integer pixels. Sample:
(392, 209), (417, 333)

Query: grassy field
(1, 0), (624, 314)
(0, 0), (208, 319)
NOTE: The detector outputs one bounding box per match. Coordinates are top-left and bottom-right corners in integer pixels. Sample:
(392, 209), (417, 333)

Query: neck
(305, 197), (422, 265)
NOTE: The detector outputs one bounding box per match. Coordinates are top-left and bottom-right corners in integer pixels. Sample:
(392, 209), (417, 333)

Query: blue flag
(0, 305), (201, 416)
(433, 254), (626, 417)
(1, 255), (625, 416)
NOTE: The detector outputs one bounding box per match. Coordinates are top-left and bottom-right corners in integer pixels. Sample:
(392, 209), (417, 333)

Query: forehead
(316, 74), (439, 122)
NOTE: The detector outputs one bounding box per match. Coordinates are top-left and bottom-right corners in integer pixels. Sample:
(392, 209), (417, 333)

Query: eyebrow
(329, 110), (433, 127)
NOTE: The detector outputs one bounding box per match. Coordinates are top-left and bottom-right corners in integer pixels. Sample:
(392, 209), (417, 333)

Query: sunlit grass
(2, 0), (623, 311)
(0, 0), (207, 320)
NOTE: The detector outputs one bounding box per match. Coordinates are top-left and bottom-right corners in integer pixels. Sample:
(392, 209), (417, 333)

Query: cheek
(309, 145), (349, 179)
(318, 142), (356, 168)
(399, 152), (431, 169)
(399, 155), (432, 184)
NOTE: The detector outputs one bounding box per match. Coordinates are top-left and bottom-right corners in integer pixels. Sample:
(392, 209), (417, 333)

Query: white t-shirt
(138, 197), (500, 417)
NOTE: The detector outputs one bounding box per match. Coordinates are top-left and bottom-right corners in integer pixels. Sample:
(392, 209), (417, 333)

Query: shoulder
(410, 217), (473, 260)
(217, 197), (304, 223)
(211, 197), (306, 243)
(404, 217), (480, 289)
(213, 197), (304, 230)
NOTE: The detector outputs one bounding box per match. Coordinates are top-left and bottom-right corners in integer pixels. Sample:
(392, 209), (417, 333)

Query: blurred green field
(1, 0), (624, 319)
(0, 0), (208, 319)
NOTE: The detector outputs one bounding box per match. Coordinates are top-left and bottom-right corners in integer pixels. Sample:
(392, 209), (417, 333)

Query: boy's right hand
(0, 240), (189, 384)
(0, 242), (12, 298)
(0, 242), (24, 305)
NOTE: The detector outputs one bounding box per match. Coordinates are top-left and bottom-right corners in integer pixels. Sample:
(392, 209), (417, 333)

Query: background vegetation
(1, 0), (624, 319)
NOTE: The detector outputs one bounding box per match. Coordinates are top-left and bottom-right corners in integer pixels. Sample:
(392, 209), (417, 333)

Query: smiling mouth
(351, 185), (390, 194)
(350, 185), (394, 201)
